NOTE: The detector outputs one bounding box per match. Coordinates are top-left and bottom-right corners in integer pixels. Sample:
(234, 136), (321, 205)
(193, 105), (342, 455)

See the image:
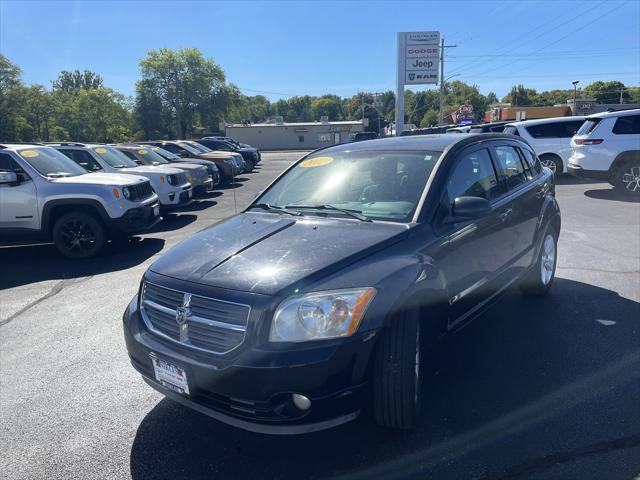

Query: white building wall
(225, 122), (364, 150)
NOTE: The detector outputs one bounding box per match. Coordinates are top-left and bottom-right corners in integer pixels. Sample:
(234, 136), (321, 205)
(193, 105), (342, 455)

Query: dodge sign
(399, 31), (440, 85)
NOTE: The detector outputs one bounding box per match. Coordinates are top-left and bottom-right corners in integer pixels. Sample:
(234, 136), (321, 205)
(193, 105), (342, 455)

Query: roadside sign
(396, 31), (440, 136)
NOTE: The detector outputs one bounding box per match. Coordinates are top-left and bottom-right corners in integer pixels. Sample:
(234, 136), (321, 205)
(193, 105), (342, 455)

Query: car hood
(197, 152), (235, 160)
(149, 212), (408, 295)
(52, 172), (148, 186)
(121, 165), (183, 175)
(166, 162), (204, 171)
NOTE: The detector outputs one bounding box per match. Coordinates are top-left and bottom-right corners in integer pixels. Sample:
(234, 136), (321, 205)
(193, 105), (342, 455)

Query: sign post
(395, 31), (440, 136)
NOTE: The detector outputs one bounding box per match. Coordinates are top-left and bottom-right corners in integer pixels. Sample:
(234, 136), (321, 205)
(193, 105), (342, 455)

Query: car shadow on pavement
(0, 237), (164, 290)
(147, 214), (198, 233)
(129, 278), (640, 480)
(171, 201), (217, 213)
(584, 188), (640, 203)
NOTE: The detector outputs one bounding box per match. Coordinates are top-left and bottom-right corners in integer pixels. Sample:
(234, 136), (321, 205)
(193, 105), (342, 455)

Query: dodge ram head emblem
(176, 293), (192, 342)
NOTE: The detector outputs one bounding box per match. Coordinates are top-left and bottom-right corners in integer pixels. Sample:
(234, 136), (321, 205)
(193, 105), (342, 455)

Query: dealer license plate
(151, 356), (190, 394)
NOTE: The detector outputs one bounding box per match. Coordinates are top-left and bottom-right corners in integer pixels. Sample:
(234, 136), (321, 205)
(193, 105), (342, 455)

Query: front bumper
(161, 186), (193, 210)
(110, 202), (162, 234)
(193, 179), (214, 196)
(122, 294), (375, 434)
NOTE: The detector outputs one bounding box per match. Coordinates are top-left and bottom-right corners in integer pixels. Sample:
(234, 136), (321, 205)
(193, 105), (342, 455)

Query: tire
(520, 226), (558, 295)
(613, 161), (640, 196)
(539, 154), (563, 177)
(373, 309), (422, 429)
(52, 211), (106, 259)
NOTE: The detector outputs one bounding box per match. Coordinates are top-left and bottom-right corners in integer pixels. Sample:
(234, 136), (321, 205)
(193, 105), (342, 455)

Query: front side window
(612, 115), (640, 135)
(0, 153), (30, 182)
(493, 145), (528, 191)
(520, 147), (542, 175)
(445, 148), (500, 204)
(18, 148), (87, 178)
(256, 149), (441, 222)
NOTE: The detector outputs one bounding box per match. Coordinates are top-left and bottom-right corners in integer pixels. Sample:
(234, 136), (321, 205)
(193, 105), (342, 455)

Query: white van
(503, 116), (586, 175)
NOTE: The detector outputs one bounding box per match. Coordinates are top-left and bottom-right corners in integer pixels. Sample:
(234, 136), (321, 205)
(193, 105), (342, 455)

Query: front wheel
(373, 309), (422, 429)
(614, 162), (640, 196)
(521, 226), (557, 295)
(52, 211), (106, 259)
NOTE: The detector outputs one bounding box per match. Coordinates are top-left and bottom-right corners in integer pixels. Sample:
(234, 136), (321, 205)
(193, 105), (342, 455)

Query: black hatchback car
(123, 133), (560, 434)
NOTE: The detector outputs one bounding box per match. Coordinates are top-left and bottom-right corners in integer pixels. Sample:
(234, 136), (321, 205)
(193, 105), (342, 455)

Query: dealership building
(225, 119), (365, 150)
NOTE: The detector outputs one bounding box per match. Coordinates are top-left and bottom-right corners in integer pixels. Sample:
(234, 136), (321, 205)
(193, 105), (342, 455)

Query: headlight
(269, 288), (376, 342)
(167, 174), (178, 185)
(122, 186), (132, 200)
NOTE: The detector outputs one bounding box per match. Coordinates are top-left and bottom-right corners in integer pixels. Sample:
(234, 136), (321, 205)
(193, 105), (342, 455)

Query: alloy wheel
(621, 166), (640, 192)
(59, 218), (98, 254)
(541, 234), (555, 285)
(541, 158), (557, 175)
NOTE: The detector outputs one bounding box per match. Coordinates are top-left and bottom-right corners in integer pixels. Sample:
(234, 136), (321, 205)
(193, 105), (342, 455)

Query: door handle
(499, 208), (513, 221)
(535, 186), (546, 198)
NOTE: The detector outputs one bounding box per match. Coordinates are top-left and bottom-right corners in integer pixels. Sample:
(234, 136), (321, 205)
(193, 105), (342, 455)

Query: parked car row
(0, 137), (262, 258)
(405, 109), (640, 195)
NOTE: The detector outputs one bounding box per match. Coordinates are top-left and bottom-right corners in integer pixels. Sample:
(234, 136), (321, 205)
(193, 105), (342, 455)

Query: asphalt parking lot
(1, 152), (639, 480)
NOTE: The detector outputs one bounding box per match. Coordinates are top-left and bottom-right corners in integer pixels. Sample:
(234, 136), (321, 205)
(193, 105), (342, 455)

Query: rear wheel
(52, 211), (106, 259)
(373, 309), (422, 429)
(539, 154), (563, 176)
(614, 161), (640, 196)
(521, 226), (557, 295)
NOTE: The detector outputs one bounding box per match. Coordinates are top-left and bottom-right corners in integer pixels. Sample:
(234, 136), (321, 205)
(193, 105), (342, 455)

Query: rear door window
(526, 120), (584, 138)
(57, 149), (102, 171)
(493, 145), (529, 191)
(612, 115), (640, 134)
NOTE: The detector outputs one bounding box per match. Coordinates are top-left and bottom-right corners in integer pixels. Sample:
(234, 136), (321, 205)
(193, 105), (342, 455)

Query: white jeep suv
(0, 144), (161, 258)
(48, 143), (193, 210)
(568, 109), (640, 195)
(503, 116), (586, 175)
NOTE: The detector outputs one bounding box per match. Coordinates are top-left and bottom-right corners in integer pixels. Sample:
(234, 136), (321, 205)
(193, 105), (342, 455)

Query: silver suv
(48, 143), (193, 210)
(0, 144), (161, 258)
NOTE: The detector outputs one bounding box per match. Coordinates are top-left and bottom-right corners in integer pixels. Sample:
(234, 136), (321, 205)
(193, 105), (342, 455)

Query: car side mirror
(445, 196), (492, 223)
(0, 171), (18, 185)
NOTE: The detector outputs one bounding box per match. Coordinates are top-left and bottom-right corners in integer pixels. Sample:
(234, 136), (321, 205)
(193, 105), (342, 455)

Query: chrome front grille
(140, 281), (250, 354)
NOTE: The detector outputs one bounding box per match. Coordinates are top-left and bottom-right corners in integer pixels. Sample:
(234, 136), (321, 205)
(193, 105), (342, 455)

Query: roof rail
(43, 142), (87, 147)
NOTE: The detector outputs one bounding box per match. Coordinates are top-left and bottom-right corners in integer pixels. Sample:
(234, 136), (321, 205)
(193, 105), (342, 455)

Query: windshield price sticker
(95, 147), (107, 154)
(138, 149), (148, 155)
(20, 150), (40, 158)
(300, 156), (333, 168)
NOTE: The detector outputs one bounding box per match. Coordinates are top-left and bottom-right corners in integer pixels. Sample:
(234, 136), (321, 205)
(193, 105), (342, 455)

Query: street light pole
(572, 80), (580, 115)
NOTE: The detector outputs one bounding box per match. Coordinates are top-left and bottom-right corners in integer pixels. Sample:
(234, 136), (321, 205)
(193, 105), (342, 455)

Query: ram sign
(399, 31), (440, 85)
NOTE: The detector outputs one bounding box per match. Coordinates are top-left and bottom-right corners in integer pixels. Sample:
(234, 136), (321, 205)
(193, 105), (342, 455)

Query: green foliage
(1, 49), (638, 143)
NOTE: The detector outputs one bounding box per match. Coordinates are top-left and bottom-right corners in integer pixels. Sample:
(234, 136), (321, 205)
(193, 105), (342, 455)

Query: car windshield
(134, 148), (170, 165)
(175, 142), (201, 155)
(93, 146), (137, 168)
(18, 147), (88, 178)
(255, 150), (441, 222)
(191, 142), (213, 152)
(150, 146), (180, 160)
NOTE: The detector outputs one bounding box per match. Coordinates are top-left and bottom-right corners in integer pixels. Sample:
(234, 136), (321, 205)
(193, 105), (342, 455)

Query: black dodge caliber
(123, 133), (560, 434)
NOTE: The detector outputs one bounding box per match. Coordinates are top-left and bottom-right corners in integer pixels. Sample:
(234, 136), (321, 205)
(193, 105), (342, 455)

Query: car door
(0, 152), (39, 230)
(490, 143), (544, 277)
(433, 145), (511, 327)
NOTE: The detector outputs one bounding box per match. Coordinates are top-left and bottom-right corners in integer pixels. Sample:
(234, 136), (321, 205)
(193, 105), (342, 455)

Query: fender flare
(609, 150), (640, 175)
(41, 198), (111, 237)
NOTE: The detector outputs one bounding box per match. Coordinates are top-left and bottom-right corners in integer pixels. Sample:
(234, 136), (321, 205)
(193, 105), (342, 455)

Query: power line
(448, 0), (607, 77)
(457, 1), (631, 80)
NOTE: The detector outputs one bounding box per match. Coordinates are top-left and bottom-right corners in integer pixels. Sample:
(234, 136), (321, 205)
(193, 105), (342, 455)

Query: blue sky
(1, 0), (639, 100)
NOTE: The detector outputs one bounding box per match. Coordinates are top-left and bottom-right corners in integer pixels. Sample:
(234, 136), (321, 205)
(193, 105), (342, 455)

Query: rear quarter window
(612, 115), (640, 135)
(503, 126), (520, 136)
(577, 118), (601, 135)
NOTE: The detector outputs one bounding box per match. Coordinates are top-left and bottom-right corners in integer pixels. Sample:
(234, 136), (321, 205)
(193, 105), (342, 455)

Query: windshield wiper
(250, 203), (302, 216)
(47, 172), (73, 178)
(285, 204), (372, 222)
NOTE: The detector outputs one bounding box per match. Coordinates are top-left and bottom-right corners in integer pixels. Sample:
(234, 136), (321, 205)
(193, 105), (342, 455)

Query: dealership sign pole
(395, 31), (440, 136)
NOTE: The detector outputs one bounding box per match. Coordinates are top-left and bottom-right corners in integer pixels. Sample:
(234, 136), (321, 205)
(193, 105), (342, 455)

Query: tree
(311, 95), (343, 120)
(139, 48), (225, 138)
(51, 70), (103, 94)
(503, 84), (537, 106)
(583, 81), (629, 104)
(0, 53), (22, 96)
(420, 109), (439, 127)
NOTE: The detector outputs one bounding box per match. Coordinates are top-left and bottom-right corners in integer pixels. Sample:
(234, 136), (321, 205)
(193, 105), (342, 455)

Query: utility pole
(438, 37), (457, 126)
